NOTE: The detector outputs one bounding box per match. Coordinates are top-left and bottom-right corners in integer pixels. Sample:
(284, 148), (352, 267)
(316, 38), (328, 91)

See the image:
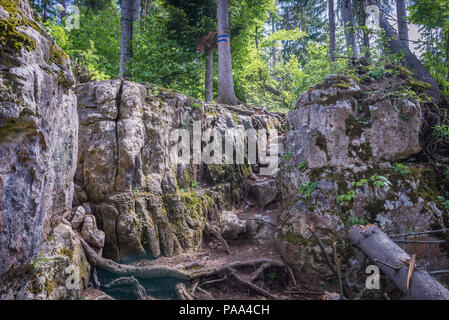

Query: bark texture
(396, 0), (409, 48)
(119, 0), (134, 79)
(216, 0), (239, 105)
(328, 0), (336, 62)
(342, 0), (357, 58)
(205, 46), (214, 102)
(349, 225), (449, 300)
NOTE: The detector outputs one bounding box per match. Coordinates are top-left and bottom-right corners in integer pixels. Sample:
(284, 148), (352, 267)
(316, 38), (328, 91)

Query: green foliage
(347, 214), (367, 226)
(297, 160), (308, 171)
(350, 178), (368, 188)
(392, 163), (410, 175)
(337, 190), (356, 205)
(437, 196), (449, 209)
(44, 5), (120, 80)
(432, 124), (449, 143)
(297, 181), (317, 199)
(370, 175), (392, 188)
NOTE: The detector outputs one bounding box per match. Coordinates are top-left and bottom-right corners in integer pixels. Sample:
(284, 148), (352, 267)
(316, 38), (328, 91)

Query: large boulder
(277, 74), (449, 277)
(0, 0), (77, 276)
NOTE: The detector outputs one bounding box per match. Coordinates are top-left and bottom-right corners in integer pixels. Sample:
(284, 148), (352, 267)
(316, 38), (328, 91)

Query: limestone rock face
(0, 223), (90, 300)
(278, 74), (448, 276)
(0, 0), (77, 276)
(74, 80), (280, 262)
(289, 74), (421, 169)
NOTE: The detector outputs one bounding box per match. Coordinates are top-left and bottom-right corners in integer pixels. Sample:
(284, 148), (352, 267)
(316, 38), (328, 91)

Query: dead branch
(205, 223), (231, 255)
(349, 225), (449, 300)
(306, 225), (337, 276)
(333, 242), (346, 300)
(228, 268), (286, 300)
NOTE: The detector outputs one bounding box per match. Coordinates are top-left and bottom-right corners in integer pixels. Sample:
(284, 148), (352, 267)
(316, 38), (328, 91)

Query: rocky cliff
(1, 0), (448, 300)
(0, 0), (77, 276)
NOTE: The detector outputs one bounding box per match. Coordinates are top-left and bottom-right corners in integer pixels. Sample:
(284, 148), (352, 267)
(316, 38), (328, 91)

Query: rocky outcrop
(277, 74), (449, 277)
(74, 80), (281, 262)
(0, 221), (90, 299)
(0, 0), (77, 276)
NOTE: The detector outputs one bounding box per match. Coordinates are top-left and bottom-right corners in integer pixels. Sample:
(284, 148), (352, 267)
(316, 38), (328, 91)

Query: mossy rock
(409, 79), (432, 91)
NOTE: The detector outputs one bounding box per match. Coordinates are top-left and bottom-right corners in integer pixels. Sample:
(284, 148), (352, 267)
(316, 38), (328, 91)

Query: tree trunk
(367, 0), (443, 104)
(120, 0), (134, 79)
(446, 29), (449, 80)
(216, 0), (239, 105)
(271, 14), (277, 68)
(396, 0), (409, 48)
(134, 0), (140, 26)
(60, 0), (66, 19)
(349, 225), (449, 300)
(205, 46), (214, 102)
(342, 0), (358, 58)
(328, 0), (336, 62)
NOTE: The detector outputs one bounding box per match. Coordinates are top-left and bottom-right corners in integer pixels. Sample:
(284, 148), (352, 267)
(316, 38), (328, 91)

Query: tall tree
(342, 0), (357, 58)
(367, 0), (443, 104)
(198, 32), (217, 102)
(216, 0), (239, 105)
(120, 0), (135, 78)
(328, 0), (336, 62)
(396, 0), (409, 48)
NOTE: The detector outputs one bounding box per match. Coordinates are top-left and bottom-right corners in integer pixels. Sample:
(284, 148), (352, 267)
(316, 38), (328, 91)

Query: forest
(2, 0), (449, 303)
(31, 0), (449, 110)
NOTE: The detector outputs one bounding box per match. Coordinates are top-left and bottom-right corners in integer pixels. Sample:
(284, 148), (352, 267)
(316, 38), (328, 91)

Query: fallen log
(349, 225), (449, 300)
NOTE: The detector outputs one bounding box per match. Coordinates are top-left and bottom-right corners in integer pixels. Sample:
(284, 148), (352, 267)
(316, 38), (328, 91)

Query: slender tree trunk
(216, 0), (239, 105)
(328, 0), (336, 62)
(134, 0), (140, 27)
(205, 46), (214, 102)
(396, 0), (409, 48)
(270, 14), (277, 68)
(120, 0), (134, 79)
(342, 0), (358, 58)
(446, 29), (449, 80)
(367, 0), (443, 104)
(60, 0), (66, 19)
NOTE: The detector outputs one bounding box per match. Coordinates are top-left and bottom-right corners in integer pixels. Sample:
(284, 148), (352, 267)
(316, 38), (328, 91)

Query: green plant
(191, 180), (199, 189)
(297, 160), (309, 171)
(190, 102), (201, 110)
(337, 190), (356, 205)
(347, 214), (367, 226)
(437, 196), (449, 209)
(297, 181), (318, 199)
(350, 178), (368, 188)
(392, 163), (410, 175)
(370, 175), (392, 188)
(433, 124), (449, 143)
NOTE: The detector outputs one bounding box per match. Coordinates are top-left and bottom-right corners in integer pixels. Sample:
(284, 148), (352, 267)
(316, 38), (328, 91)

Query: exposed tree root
(250, 262), (272, 283)
(176, 283), (195, 300)
(103, 276), (148, 300)
(78, 233), (286, 286)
